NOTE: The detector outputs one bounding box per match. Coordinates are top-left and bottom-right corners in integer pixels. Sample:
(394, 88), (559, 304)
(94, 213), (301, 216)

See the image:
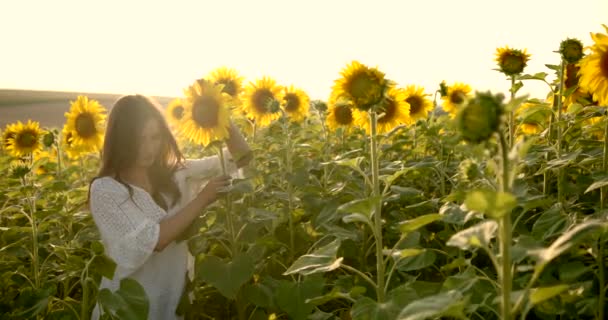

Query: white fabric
(90, 151), (237, 320)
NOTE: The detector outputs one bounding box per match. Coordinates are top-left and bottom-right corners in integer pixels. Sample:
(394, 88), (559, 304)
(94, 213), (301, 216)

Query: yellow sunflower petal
(579, 24), (608, 106)
(332, 61), (388, 111)
(64, 95), (106, 153)
(242, 77), (283, 127)
(5, 120), (44, 157)
(441, 82), (472, 117)
(326, 93), (356, 132)
(182, 79), (231, 146)
(166, 98), (185, 127)
(354, 87), (411, 134)
(208, 67), (244, 107)
(282, 85), (310, 123)
(403, 85), (433, 123)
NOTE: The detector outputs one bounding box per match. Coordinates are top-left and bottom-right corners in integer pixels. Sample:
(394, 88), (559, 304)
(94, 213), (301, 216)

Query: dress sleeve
(182, 148), (238, 180)
(89, 180), (160, 275)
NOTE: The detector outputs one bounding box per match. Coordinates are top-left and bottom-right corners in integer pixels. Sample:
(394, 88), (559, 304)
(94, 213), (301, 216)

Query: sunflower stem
(55, 135), (62, 178)
(556, 61), (565, 205)
(498, 130), (512, 320)
(283, 120), (296, 259)
(509, 77), (516, 149)
(598, 117), (608, 320)
(218, 146), (237, 254)
(369, 111), (385, 302)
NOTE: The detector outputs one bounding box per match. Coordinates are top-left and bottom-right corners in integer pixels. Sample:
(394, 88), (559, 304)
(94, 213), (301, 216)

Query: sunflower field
(2, 25), (608, 320)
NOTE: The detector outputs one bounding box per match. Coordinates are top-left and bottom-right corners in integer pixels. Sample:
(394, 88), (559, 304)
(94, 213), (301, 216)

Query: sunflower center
(349, 72), (378, 100)
(17, 131), (37, 148)
(284, 94), (300, 112)
(450, 91), (465, 104)
(601, 50), (608, 78)
(501, 53), (525, 75)
(218, 80), (238, 97)
(565, 64), (580, 89)
(192, 96), (220, 128)
(172, 105), (184, 119)
(378, 100), (396, 124)
(334, 105), (353, 125)
(75, 113), (97, 138)
(252, 89), (274, 114)
(406, 96), (423, 115)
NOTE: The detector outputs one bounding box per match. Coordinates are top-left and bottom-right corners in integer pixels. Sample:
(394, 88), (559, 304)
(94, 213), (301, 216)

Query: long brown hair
(89, 94), (184, 210)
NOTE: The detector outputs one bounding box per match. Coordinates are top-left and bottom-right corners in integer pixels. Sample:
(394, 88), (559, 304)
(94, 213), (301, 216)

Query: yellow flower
(441, 82), (472, 117)
(242, 77), (283, 127)
(585, 115), (604, 140)
(495, 46), (531, 76)
(282, 85), (310, 122)
(403, 85), (433, 123)
(208, 67), (244, 107)
(354, 87), (411, 134)
(326, 94), (356, 132)
(182, 79), (231, 146)
(332, 61), (388, 111)
(166, 98), (185, 127)
(5, 120), (44, 157)
(64, 95), (106, 153)
(515, 102), (550, 135)
(579, 24), (608, 106)
(61, 125), (88, 160)
(2, 122), (18, 151)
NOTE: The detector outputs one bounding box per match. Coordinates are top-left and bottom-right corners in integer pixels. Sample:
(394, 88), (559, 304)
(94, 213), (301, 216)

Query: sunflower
(515, 102), (550, 135)
(560, 38), (585, 64)
(332, 61), (388, 111)
(2, 122), (18, 151)
(182, 79), (231, 146)
(495, 46), (531, 76)
(403, 85), (433, 123)
(563, 63), (592, 106)
(166, 98), (185, 127)
(584, 115), (604, 140)
(61, 125), (87, 160)
(282, 86), (310, 122)
(64, 96), (106, 153)
(208, 67), (244, 107)
(5, 120), (44, 157)
(579, 24), (608, 107)
(326, 93), (356, 132)
(354, 87), (411, 134)
(242, 77), (283, 127)
(441, 82), (472, 117)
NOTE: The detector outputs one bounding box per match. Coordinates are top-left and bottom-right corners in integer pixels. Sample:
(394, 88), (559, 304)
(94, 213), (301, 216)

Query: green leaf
(585, 174), (608, 193)
(90, 254), (117, 280)
(284, 240), (343, 276)
(537, 220), (606, 268)
(447, 221), (498, 250)
(306, 286), (366, 305)
(465, 190), (517, 219)
(518, 72), (548, 81)
(332, 156), (364, 170)
(397, 290), (467, 320)
(342, 213), (373, 228)
(397, 250), (436, 271)
(241, 282), (274, 308)
(504, 95), (529, 112)
(351, 297), (401, 320)
(97, 278), (149, 320)
(399, 214), (442, 234)
(275, 276), (325, 320)
(529, 284), (570, 305)
(196, 254), (255, 299)
(510, 81), (524, 95)
(338, 196), (381, 219)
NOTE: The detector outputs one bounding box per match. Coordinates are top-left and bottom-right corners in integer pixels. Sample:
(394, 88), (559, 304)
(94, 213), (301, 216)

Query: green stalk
(598, 118), (608, 320)
(369, 111), (385, 302)
(284, 124), (295, 258)
(29, 194), (40, 289)
(218, 147), (236, 254)
(556, 61), (566, 204)
(509, 77), (516, 149)
(498, 131), (512, 320)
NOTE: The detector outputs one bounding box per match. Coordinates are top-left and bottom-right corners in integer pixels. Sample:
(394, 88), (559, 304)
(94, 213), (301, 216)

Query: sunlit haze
(1, 0), (607, 101)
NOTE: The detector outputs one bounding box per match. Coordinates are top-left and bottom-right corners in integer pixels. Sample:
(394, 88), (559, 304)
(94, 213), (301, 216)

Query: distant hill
(0, 89), (175, 128)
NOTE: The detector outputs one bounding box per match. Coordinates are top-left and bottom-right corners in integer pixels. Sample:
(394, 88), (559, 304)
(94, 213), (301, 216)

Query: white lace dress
(89, 154), (236, 320)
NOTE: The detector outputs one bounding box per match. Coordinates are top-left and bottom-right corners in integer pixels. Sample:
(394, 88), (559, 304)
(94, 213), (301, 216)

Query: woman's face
(135, 118), (163, 168)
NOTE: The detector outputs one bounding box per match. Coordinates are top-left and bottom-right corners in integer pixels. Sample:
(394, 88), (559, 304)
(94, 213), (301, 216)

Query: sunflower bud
(42, 131), (55, 148)
(459, 159), (482, 182)
(10, 162), (30, 179)
(495, 47), (531, 76)
(439, 81), (449, 97)
(458, 91), (504, 143)
(311, 99), (328, 113)
(559, 38), (584, 64)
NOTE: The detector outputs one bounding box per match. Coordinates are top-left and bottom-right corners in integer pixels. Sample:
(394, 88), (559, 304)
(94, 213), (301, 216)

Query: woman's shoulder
(90, 176), (128, 197)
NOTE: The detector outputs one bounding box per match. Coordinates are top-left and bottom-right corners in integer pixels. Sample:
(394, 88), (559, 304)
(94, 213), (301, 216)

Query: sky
(1, 0), (607, 102)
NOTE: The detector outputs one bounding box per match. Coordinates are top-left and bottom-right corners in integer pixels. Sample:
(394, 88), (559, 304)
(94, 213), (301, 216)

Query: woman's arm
(155, 175), (231, 251)
(225, 121), (253, 168)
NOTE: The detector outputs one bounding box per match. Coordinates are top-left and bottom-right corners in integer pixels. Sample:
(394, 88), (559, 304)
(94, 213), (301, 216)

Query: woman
(88, 95), (251, 319)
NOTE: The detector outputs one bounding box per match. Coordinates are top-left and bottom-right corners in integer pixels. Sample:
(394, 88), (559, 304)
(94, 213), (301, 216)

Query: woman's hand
(197, 175), (232, 206)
